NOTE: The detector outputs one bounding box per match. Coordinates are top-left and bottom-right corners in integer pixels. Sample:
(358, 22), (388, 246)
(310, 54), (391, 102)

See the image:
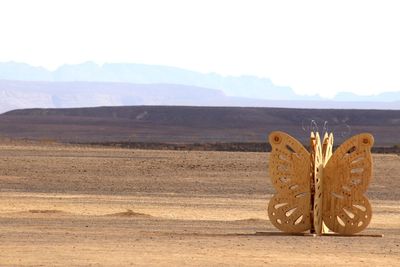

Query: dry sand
(0, 143), (399, 266)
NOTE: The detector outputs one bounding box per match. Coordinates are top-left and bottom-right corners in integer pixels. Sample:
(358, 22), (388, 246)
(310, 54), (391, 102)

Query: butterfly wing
(268, 131), (311, 233)
(322, 133), (374, 234)
(322, 132), (334, 163)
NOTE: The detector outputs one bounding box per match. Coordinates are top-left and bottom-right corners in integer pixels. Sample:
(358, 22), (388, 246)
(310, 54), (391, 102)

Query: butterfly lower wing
(268, 131), (311, 233)
(322, 133), (374, 234)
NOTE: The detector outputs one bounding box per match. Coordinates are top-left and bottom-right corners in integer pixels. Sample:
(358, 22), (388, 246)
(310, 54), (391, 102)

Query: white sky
(0, 0), (399, 97)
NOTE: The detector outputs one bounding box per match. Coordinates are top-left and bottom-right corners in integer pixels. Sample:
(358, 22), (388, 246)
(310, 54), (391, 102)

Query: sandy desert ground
(0, 142), (399, 266)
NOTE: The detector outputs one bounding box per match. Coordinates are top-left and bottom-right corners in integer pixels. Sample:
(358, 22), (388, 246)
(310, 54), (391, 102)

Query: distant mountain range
(0, 61), (399, 112)
(1, 80), (400, 114)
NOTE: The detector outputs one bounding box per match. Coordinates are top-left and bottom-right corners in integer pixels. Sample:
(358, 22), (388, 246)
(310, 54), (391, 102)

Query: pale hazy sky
(0, 0), (399, 97)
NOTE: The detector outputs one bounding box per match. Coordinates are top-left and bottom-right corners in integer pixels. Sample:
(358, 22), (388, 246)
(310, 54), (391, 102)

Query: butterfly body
(268, 131), (374, 235)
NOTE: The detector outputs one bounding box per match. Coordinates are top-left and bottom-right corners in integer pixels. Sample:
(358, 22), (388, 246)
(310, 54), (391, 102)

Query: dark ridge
(75, 141), (400, 154)
(1, 105), (399, 146)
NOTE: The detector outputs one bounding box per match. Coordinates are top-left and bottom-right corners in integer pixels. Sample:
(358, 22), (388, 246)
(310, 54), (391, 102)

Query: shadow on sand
(148, 231), (384, 238)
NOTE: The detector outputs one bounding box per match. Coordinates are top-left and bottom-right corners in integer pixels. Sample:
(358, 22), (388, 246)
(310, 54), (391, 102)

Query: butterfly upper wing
(322, 133), (374, 234)
(322, 133), (334, 163)
(268, 131), (311, 233)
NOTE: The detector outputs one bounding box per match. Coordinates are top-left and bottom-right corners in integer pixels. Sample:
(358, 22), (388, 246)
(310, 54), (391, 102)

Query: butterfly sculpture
(267, 131), (374, 235)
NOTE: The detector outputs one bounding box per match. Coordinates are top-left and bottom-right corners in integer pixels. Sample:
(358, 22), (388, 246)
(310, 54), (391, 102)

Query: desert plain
(0, 141), (399, 266)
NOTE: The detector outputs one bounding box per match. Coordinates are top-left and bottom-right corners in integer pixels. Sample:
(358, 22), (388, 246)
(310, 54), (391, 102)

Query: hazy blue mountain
(0, 61), (307, 101)
(0, 61), (400, 105)
(0, 80), (399, 114)
(52, 62), (306, 100)
(334, 91), (400, 102)
(0, 62), (52, 81)
(0, 80), (227, 113)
